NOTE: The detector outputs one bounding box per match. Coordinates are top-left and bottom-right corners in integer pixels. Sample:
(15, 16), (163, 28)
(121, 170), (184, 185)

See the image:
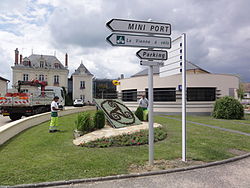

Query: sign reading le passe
(136, 49), (168, 60)
(106, 33), (171, 49)
(106, 19), (171, 35)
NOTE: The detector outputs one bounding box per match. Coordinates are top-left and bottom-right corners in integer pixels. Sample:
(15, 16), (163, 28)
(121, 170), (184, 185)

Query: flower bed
(80, 127), (167, 148)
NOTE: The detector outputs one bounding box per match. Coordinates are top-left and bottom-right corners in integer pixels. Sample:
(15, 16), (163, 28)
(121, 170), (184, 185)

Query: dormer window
(54, 63), (60, 69)
(23, 61), (29, 66)
(40, 61), (44, 68)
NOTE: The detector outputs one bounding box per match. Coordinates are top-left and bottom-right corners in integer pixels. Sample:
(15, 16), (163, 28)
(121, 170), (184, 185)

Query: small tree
(212, 96), (244, 119)
(237, 83), (245, 101)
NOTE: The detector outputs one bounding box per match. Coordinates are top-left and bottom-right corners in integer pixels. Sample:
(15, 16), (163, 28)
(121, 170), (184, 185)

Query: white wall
(117, 73), (239, 113)
(12, 67), (69, 92)
(72, 75), (93, 102)
(0, 79), (8, 96)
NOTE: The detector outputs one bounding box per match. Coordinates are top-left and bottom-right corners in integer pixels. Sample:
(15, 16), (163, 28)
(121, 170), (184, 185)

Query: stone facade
(0, 76), (9, 96)
(11, 48), (69, 93)
(72, 63), (93, 103)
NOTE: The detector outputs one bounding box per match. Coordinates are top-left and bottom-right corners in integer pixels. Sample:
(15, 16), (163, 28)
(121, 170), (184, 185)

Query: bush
(135, 107), (144, 121)
(212, 96), (244, 119)
(80, 127), (167, 148)
(94, 110), (105, 129)
(75, 112), (94, 133)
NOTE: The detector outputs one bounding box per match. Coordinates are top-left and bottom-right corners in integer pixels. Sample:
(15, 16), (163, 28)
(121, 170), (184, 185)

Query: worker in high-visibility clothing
(49, 96), (61, 133)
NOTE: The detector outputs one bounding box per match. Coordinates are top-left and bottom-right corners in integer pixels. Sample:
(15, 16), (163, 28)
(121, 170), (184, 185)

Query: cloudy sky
(0, 0), (250, 86)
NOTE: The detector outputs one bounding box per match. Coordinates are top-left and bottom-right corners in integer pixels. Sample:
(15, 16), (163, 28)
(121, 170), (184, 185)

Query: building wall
(12, 67), (68, 93)
(0, 79), (8, 96)
(72, 74), (93, 102)
(117, 73), (239, 113)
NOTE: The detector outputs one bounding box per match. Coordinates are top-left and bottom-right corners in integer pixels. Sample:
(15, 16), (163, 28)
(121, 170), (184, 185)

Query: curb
(3, 152), (250, 188)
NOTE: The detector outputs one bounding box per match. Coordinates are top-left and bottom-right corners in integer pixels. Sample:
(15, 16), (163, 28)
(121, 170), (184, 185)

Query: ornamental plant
(75, 111), (94, 133)
(212, 96), (244, 119)
(94, 110), (105, 129)
(80, 127), (167, 148)
(135, 107), (144, 121)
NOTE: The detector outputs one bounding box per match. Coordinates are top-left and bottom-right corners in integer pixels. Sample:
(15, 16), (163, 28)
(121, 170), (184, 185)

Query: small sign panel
(106, 19), (171, 35)
(106, 33), (171, 49)
(136, 49), (168, 60)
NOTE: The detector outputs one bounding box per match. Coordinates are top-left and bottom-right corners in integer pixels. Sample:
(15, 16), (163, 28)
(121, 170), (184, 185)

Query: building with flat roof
(117, 62), (239, 114)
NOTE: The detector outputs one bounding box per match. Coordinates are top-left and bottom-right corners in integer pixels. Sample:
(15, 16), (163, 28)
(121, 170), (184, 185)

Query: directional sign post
(106, 18), (172, 166)
(106, 19), (171, 35)
(136, 49), (168, 61)
(140, 60), (164, 66)
(106, 33), (171, 49)
(159, 34), (187, 162)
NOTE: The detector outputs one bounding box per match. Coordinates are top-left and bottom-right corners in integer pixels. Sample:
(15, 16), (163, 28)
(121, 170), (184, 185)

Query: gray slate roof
(131, 61), (209, 77)
(72, 63), (93, 76)
(15, 54), (67, 70)
(0, 76), (9, 82)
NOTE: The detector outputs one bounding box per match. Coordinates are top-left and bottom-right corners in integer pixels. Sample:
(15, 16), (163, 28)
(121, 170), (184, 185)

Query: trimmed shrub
(94, 110), (105, 129)
(135, 107), (144, 121)
(212, 96), (244, 119)
(75, 112), (94, 133)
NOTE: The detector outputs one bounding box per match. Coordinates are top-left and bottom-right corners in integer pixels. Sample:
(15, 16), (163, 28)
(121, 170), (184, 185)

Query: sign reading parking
(136, 49), (168, 60)
(106, 19), (171, 35)
(106, 33), (171, 49)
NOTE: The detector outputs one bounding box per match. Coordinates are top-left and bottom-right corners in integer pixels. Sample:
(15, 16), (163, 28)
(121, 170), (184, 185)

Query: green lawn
(163, 114), (250, 133)
(0, 113), (250, 186)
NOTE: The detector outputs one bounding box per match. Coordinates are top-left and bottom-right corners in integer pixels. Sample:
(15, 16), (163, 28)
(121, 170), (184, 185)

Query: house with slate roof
(71, 62), (94, 103)
(117, 61), (239, 114)
(11, 48), (69, 93)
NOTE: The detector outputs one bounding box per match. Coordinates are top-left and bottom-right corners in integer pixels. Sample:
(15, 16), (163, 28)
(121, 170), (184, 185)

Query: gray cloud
(1, 0), (250, 82)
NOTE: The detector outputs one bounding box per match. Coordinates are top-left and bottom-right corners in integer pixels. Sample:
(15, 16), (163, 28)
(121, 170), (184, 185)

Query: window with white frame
(80, 81), (85, 89)
(39, 74), (44, 81)
(54, 75), (59, 84)
(40, 61), (44, 68)
(23, 74), (29, 81)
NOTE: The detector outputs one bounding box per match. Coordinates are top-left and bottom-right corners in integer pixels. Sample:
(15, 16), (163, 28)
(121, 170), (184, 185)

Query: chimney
(15, 48), (19, 65)
(65, 53), (68, 67)
(120, 74), (124, 79)
(20, 54), (23, 64)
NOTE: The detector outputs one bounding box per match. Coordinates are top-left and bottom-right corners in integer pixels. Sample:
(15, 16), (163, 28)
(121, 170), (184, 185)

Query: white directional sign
(106, 33), (171, 49)
(106, 19), (171, 35)
(136, 49), (168, 60)
(160, 36), (182, 77)
(140, 60), (164, 66)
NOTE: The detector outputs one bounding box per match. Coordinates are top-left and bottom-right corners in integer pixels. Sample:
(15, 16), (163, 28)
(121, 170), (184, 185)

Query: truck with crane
(0, 80), (65, 120)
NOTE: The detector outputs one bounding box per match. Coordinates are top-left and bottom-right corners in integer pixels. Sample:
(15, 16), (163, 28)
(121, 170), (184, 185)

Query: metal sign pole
(182, 33), (187, 162)
(148, 64), (154, 165)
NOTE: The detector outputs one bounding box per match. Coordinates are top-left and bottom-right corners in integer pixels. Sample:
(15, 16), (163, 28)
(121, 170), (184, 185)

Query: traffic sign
(106, 19), (171, 35)
(160, 36), (182, 77)
(106, 33), (171, 49)
(136, 49), (168, 60)
(140, 60), (164, 66)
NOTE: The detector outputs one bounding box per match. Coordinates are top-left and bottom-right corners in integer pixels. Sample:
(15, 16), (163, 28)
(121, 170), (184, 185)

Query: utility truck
(0, 80), (64, 120)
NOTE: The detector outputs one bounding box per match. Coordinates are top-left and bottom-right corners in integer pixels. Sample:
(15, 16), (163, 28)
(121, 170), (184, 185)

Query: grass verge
(0, 113), (250, 185)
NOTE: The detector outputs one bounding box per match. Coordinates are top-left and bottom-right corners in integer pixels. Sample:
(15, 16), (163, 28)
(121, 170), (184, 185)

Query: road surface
(0, 115), (12, 127)
(54, 157), (250, 188)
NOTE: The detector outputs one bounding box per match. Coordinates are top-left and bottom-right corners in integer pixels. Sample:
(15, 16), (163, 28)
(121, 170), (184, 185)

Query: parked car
(73, 99), (84, 107)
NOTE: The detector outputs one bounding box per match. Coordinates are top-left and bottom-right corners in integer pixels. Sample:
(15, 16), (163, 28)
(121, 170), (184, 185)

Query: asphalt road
(0, 115), (12, 127)
(55, 157), (250, 188)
